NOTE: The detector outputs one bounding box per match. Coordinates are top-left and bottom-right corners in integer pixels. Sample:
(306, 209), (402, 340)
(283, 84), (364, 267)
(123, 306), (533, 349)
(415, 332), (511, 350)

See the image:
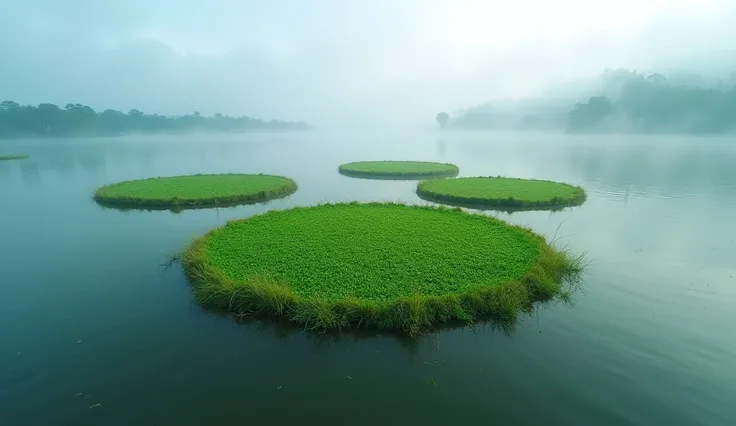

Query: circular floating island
(338, 160), (459, 180)
(94, 173), (297, 210)
(0, 154), (29, 161)
(182, 202), (583, 332)
(417, 177), (586, 211)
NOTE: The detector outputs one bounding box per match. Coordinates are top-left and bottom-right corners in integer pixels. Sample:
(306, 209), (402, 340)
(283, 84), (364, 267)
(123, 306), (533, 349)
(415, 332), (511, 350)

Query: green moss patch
(338, 161), (459, 179)
(182, 202), (583, 332)
(94, 173), (297, 210)
(417, 177), (586, 210)
(0, 154), (29, 161)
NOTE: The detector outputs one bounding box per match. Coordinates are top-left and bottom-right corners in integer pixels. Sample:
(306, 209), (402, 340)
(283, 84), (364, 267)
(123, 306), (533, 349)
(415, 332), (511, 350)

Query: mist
(2, 0), (736, 129)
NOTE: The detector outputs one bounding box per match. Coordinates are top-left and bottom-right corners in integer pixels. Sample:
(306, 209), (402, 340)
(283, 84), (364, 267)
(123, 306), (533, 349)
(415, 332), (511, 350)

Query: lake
(1, 131), (734, 426)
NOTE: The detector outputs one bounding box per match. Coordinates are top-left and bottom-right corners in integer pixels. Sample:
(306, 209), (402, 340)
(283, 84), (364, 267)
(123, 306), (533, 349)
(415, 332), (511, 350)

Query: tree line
(567, 71), (736, 134)
(0, 101), (309, 138)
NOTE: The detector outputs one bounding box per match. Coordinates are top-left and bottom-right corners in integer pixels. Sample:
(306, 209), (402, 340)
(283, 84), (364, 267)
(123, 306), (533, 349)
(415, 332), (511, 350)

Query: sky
(2, 0), (735, 127)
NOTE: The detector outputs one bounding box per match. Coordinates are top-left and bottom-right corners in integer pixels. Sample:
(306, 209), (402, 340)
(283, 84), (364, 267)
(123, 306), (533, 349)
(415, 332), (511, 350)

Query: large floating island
(338, 160), (459, 180)
(417, 177), (587, 211)
(94, 173), (297, 210)
(182, 202), (583, 332)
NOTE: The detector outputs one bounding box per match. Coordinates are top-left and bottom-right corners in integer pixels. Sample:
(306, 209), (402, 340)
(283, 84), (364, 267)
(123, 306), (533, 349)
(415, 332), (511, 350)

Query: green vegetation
(446, 68), (736, 134)
(182, 202), (583, 332)
(417, 177), (586, 210)
(0, 154), (29, 161)
(338, 161), (459, 179)
(567, 69), (736, 133)
(0, 100), (308, 138)
(94, 174), (297, 210)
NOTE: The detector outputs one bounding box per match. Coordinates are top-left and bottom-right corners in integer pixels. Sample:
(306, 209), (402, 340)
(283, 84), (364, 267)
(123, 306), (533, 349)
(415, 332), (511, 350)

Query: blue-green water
(1, 132), (735, 425)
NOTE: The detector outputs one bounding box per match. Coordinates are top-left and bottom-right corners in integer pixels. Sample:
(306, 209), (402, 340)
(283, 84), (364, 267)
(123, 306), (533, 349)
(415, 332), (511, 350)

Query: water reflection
(435, 138), (447, 158)
(93, 190), (298, 213)
(416, 191), (585, 213)
(338, 169), (459, 180)
(0, 161), (13, 177)
(19, 161), (41, 183)
(566, 139), (736, 194)
(219, 307), (531, 348)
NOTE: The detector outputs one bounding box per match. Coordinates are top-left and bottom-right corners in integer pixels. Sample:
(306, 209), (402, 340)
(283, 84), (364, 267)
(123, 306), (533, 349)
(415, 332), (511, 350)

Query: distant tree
(436, 112), (449, 128)
(567, 96), (614, 132)
(1, 100), (20, 110)
(567, 70), (736, 134)
(646, 73), (667, 84)
(38, 103), (61, 111)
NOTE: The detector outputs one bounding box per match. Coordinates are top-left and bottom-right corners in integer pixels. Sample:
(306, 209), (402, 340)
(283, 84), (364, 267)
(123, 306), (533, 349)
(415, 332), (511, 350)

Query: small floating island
(417, 177), (587, 211)
(94, 173), (297, 210)
(338, 160), (459, 180)
(0, 154), (30, 161)
(182, 202), (583, 332)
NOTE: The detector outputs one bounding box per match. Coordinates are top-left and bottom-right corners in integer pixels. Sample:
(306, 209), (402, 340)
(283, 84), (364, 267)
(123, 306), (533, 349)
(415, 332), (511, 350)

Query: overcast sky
(2, 0), (735, 126)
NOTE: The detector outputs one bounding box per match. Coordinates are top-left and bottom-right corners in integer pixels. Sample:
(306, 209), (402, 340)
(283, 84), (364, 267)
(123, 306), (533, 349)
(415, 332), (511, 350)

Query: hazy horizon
(3, 0), (736, 128)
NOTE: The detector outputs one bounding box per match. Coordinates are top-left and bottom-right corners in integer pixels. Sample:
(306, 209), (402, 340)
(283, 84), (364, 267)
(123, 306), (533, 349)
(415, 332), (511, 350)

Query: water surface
(1, 131), (734, 425)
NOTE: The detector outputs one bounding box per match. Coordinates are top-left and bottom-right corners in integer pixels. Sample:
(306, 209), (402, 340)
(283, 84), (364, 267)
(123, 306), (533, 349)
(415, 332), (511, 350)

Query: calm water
(1, 131), (735, 426)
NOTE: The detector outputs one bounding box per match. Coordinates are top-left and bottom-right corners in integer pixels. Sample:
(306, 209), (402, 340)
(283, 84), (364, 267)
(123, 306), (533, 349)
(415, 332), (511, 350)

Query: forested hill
(445, 68), (736, 135)
(0, 101), (309, 138)
(567, 71), (736, 134)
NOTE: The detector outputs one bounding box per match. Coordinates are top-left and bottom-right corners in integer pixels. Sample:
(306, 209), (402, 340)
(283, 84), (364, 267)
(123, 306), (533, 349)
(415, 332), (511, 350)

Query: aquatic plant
(0, 154), (29, 161)
(338, 161), (459, 179)
(182, 202), (583, 333)
(94, 173), (297, 209)
(417, 176), (586, 210)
